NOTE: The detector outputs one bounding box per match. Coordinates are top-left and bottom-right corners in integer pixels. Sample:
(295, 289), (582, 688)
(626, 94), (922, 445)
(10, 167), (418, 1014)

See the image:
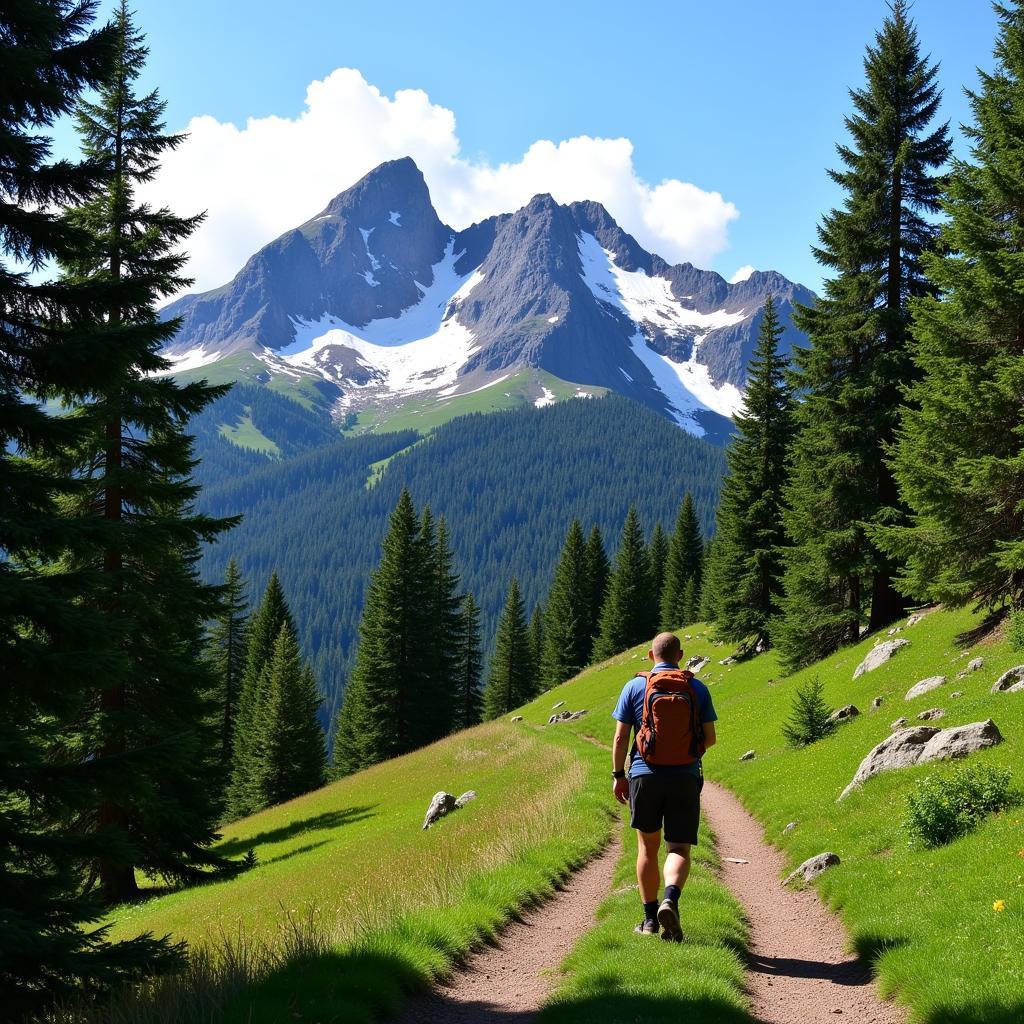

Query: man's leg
(636, 829), (662, 903)
(663, 842), (692, 896)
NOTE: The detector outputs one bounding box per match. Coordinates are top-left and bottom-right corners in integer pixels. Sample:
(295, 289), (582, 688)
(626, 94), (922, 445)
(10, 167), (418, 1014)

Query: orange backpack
(634, 669), (706, 766)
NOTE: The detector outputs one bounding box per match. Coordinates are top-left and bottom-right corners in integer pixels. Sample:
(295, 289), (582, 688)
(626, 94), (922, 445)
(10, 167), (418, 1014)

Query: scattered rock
(839, 719), (1004, 800)
(991, 665), (1024, 695)
(548, 709), (588, 724)
(887, 626), (903, 635)
(784, 852), (841, 885)
(723, 857), (749, 864)
(510, 715), (524, 722)
(967, 657), (984, 673)
(917, 707), (945, 721)
(740, 749), (756, 761)
(906, 609), (933, 627)
(454, 790), (477, 809)
(829, 704), (860, 724)
(891, 717), (908, 729)
(853, 638), (909, 679)
(783, 821), (799, 834)
(950, 691), (963, 699)
(871, 696), (884, 709)
(720, 656), (736, 665)
(905, 675), (946, 701)
(686, 655), (711, 673)
(551, 700), (566, 710)
(422, 791), (457, 829)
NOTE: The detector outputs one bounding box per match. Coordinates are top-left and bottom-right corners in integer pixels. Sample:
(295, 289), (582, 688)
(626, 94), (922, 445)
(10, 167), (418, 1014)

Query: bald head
(650, 632), (682, 664)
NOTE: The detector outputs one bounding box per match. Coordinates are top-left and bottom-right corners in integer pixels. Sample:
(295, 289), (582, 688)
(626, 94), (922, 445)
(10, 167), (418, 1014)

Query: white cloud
(146, 68), (740, 294)
(729, 265), (756, 283)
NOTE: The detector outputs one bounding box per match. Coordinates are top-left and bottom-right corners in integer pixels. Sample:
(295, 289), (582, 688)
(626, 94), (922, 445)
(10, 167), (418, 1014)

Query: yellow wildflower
(993, 900), (1006, 912)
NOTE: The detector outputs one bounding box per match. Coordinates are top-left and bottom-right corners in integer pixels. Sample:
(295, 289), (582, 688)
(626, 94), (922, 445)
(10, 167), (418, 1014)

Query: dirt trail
(701, 780), (907, 1024)
(388, 839), (619, 1024)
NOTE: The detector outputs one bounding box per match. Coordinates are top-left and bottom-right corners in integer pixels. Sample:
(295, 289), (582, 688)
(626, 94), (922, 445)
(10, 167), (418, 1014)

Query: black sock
(664, 884), (682, 907)
(643, 900), (659, 923)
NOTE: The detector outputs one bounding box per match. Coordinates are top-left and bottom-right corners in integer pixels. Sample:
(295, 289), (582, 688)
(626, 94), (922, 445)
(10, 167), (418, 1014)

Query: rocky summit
(161, 157), (815, 440)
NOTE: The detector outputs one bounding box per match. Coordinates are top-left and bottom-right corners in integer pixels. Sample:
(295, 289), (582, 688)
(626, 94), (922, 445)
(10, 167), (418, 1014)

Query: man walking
(611, 632), (717, 941)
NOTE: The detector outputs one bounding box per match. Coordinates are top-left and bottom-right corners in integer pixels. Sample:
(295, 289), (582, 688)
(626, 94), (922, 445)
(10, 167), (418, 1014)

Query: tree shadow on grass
(851, 929), (909, 967)
(216, 804), (377, 859)
(927, 1006), (1024, 1024)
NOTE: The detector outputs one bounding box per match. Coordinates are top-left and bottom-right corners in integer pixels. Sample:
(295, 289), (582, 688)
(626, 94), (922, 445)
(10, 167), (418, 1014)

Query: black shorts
(629, 772), (703, 845)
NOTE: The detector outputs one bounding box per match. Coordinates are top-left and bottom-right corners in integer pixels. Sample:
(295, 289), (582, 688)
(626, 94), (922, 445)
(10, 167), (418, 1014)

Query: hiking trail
(701, 780), (907, 1024)
(388, 838), (620, 1024)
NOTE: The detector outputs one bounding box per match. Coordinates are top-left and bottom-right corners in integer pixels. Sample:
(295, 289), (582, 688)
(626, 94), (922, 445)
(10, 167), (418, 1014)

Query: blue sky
(81, 0), (999, 293)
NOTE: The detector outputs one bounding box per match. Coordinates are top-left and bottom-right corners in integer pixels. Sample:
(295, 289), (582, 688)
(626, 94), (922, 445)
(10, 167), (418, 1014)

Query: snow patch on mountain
(155, 345), (223, 376)
(389, 210), (401, 226)
(534, 386), (556, 408)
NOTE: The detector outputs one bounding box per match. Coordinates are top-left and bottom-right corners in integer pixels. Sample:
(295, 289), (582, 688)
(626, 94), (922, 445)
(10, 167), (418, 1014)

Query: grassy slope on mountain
(104, 702), (750, 1022)
(194, 396), (727, 721)
(510, 607), (1023, 1022)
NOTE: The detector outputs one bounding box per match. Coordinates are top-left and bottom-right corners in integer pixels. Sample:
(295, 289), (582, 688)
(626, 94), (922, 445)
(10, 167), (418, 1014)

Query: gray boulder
(454, 790), (477, 809)
(783, 821), (799, 834)
(905, 675), (946, 701)
(891, 717), (908, 729)
(829, 704), (860, 724)
(740, 749), (756, 761)
(853, 639), (909, 679)
(991, 665), (1024, 695)
(510, 715), (524, 722)
(917, 707), (945, 721)
(839, 719), (1004, 800)
(784, 852), (840, 886)
(967, 656), (984, 673)
(548, 709), (587, 724)
(906, 609), (933, 627)
(686, 655), (711, 673)
(422, 791), (457, 829)
(871, 696), (884, 709)
(950, 691), (963, 699)
(552, 700), (566, 709)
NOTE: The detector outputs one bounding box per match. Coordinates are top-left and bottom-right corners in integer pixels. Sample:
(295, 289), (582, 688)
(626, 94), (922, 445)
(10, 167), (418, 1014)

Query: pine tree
(660, 495), (704, 629)
(417, 511), (463, 745)
(261, 625), (327, 806)
(453, 593), (484, 730)
(712, 298), (795, 645)
(584, 525), (610, 659)
(594, 507), (657, 659)
(529, 603), (545, 685)
(207, 559), (249, 794)
(648, 522), (669, 617)
(483, 578), (534, 719)
(227, 572), (294, 818)
(882, 3), (1024, 613)
(333, 489), (432, 774)
(776, 0), (950, 671)
(0, 1), (183, 1009)
(48, 0), (241, 902)
(781, 677), (837, 747)
(541, 519), (592, 686)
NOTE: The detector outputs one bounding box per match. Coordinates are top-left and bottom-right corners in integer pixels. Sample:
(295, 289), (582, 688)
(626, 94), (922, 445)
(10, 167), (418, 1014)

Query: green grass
(217, 410), (280, 456)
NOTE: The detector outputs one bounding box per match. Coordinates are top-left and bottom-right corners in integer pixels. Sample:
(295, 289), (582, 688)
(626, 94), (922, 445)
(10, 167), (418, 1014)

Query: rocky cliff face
(162, 157), (815, 439)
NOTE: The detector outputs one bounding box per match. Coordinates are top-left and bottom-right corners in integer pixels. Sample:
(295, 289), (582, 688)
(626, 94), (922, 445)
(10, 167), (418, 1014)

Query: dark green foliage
(594, 507), (657, 659)
(882, 4), (1024, 614)
(260, 625), (327, 806)
(197, 396), (725, 716)
(541, 520), (593, 687)
(583, 525), (610, 658)
(44, 1), (240, 903)
(206, 559), (249, 796)
(453, 594), (484, 731)
(648, 522), (669, 616)
(226, 573), (295, 819)
(660, 494), (704, 629)
(332, 490), (431, 774)
(0, 0), (187, 1009)
(904, 764), (1014, 849)
(776, 1), (951, 672)
(483, 578), (535, 719)
(529, 603), (545, 687)
(781, 677), (837, 748)
(419, 511), (464, 745)
(711, 298), (795, 645)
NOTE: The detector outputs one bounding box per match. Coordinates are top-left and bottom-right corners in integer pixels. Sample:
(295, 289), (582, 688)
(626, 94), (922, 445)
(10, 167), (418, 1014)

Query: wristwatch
(611, 769), (626, 779)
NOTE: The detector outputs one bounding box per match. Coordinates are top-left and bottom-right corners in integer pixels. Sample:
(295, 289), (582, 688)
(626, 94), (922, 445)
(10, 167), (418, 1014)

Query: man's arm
(612, 721), (631, 804)
(702, 721), (717, 748)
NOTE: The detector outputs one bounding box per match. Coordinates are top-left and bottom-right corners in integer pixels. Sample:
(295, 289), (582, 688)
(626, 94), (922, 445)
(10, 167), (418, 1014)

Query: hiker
(611, 631), (717, 941)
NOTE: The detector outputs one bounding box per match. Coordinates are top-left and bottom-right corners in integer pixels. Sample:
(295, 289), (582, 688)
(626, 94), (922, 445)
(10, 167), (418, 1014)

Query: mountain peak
(322, 156), (434, 221)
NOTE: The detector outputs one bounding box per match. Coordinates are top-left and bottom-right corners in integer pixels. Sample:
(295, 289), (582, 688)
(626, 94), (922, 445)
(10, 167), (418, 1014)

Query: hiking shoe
(634, 918), (659, 936)
(657, 899), (685, 943)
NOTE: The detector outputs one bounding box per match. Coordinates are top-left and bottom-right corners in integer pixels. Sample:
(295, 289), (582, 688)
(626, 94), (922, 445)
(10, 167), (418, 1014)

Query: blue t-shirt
(612, 662), (718, 778)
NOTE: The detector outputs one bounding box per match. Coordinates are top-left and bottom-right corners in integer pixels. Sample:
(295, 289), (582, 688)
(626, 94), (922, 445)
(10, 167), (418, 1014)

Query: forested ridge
(193, 393), (726, 722)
